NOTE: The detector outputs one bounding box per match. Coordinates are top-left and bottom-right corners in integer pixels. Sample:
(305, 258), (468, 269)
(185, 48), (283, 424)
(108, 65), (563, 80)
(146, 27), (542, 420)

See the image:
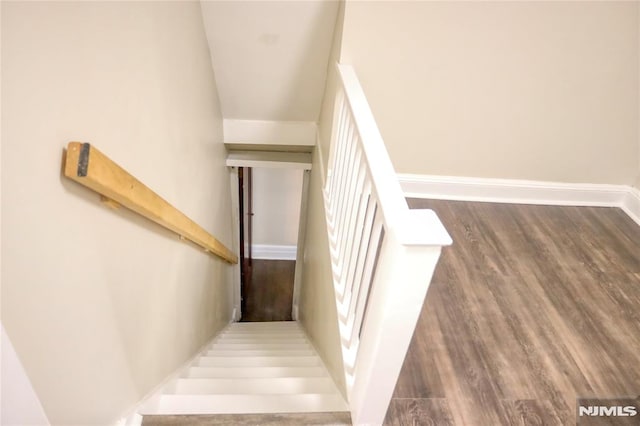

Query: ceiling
(200, 1), (339, 122)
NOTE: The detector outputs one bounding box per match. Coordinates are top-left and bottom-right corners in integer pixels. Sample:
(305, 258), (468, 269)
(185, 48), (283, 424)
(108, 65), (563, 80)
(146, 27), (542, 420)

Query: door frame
(228, 167), (242, 321)
(228, 163), (311, 322)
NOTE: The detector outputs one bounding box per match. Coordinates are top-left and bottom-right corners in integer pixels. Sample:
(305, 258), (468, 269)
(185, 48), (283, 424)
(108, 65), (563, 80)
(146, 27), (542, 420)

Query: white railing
(324, 64), (452, 425)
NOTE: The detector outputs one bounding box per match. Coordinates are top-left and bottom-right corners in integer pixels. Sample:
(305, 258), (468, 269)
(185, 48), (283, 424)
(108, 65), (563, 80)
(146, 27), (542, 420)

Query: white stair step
(213, 340), (308, 347)
(168, 377), (337, 395)
(141, 322), (349, 418)
(209, 343), (311, 351)
(220, 331), (306, 339)
(216, 335), (307, 342)
(223, 325), (303, 333)
(205, 349), (315, 357)
(227, 321), (300, 330)
(223, 327), (303, 334)
(142, 393), (349, 415)
(197, 355), (320, 368)
(184, 366), (328, 379)
(215, 338), (307, 345)
(210, 341), (310, 348)
(217, 332), (307, 338)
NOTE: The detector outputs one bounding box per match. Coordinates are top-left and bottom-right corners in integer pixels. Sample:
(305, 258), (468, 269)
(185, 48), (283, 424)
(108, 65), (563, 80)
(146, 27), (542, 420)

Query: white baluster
(324, 63), (452, 426)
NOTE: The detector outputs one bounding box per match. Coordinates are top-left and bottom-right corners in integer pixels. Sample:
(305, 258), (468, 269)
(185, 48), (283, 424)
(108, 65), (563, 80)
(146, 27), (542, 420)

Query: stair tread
(141, 412), (352, 426)
(197, 355), (320, 367)
(216, 335), (307, 342)
(209, 343), (312, 351)
(214, 338), (308, 345)
(141, 393), (349, 415)
(169, 377), (337, 395)
(224, 325), (302, 330)
(184, 366), (328, 379)
(219, 333), (306, 339)
(205, 349), (314, 357)
(216, 337), (307, 342)
(141, 321), (348, 417)
(223, 327), (303, 332)
(227, 321), (299, 328)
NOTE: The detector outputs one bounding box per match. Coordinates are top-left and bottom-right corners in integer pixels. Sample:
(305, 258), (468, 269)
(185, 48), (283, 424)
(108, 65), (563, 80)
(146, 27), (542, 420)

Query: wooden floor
(241, 259), (295, 322)
(143, 412), (351, 425)
(385, 200), (640, 426)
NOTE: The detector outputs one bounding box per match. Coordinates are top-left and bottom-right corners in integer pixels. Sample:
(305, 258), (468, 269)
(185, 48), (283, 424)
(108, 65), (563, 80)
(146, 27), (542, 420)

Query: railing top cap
(395, 209), (452, 247)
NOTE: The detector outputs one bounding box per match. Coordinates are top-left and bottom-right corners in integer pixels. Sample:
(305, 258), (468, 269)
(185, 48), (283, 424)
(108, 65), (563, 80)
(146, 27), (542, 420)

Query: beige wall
(1, 2), (234, 425)
(340, 1), (639, 185)
(318, 0), (345, 173)
(298, 147), (346, 398)
(252, 168), (303, 248)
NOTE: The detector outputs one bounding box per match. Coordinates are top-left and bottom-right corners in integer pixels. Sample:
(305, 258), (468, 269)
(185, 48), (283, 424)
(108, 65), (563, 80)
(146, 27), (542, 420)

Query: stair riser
(217, 336), (306, 342)
(215, 337), (308, 343)
(183, 366), (328, 379)
(141, 322), (349, 418)
(205, 349), (315, 357)
(227, 322), (300, 330)
(209, 343), (311, 351)
(221, 329), (304, 335)
(197, 356), (320, 368)
(169, 378), (336, 395)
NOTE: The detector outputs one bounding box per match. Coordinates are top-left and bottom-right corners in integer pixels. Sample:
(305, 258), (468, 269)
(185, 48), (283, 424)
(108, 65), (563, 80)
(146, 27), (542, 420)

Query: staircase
(138, 322), (349, 420)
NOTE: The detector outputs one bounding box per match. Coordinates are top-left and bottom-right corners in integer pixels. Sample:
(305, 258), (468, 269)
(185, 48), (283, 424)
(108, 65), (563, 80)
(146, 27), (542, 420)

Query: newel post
(349, 210), (449, 426)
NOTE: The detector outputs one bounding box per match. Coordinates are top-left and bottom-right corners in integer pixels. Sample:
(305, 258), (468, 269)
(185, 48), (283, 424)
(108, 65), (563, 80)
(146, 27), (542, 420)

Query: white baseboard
(292, 305), (299, 321)
(251, 244), (297, 261)
(621, 188), (640, 226)
(398, 174), (640, 226)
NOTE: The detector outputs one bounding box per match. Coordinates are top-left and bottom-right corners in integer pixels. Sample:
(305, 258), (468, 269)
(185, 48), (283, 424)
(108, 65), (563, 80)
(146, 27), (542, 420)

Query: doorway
(237, 166), (305, 322)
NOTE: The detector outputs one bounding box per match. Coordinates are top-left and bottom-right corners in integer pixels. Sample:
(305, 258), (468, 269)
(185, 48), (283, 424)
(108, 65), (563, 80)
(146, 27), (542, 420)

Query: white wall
(252, 168), (303, 251)
(340, 1), (639, 185)
(201, 0), (339, 121)
(1, 2), (234, 425)
(224, 119), (317, 146)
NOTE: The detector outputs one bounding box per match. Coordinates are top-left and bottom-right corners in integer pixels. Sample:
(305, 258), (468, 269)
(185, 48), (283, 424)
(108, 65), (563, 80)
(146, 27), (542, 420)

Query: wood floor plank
(500, 399), (565, 426)
(384, 398), (456, 426)
(143, 412), (351, 426)
(242, 260), (295, 322)
(387, 200), (640, 426)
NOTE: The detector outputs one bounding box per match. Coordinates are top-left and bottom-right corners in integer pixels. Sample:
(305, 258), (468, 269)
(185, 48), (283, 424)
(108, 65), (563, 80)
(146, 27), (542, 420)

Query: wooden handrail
(63, 142), (238, 264)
